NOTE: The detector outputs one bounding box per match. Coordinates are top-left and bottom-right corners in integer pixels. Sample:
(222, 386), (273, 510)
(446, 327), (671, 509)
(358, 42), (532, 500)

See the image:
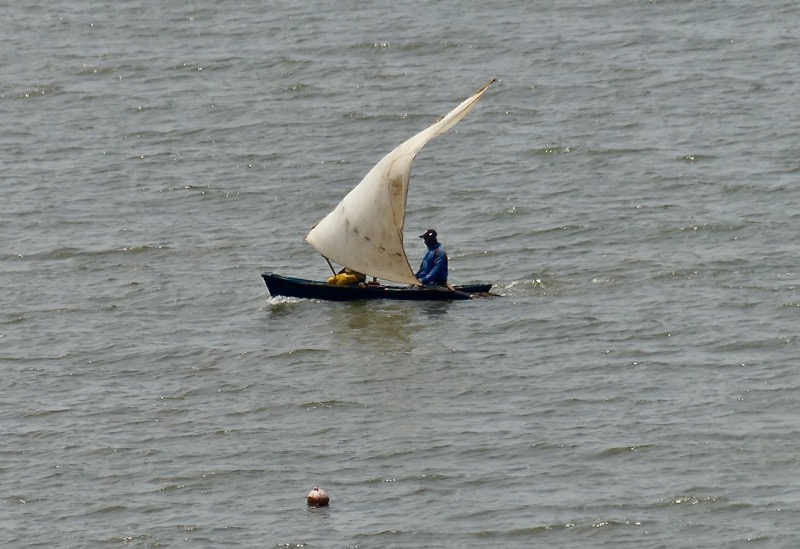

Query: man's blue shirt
(416, 243), (448, 285)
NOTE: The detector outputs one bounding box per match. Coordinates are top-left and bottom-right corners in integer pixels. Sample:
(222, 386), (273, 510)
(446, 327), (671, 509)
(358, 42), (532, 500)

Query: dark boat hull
(262, 272), (492, 301)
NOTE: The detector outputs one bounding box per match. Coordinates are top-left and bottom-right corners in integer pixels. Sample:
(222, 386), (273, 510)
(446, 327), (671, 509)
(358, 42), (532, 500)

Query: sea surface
(2, 1), (799, 547)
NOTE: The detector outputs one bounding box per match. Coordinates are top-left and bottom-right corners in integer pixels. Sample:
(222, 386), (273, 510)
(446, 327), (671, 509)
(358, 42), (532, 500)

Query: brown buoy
(307, 486), (329, 507)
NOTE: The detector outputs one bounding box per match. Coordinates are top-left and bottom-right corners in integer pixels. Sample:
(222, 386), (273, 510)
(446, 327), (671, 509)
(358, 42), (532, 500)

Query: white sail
(305, 79), (494, 285)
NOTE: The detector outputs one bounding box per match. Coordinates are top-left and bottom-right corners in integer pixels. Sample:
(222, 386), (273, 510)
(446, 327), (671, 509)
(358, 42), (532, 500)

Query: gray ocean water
(3, 1), (799, 547)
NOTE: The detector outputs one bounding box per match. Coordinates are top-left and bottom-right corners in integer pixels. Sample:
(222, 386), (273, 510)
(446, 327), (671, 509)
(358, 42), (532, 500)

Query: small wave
(505, 278), (544, 288)
(114, 245), (168, 254)
(597, 444), (653, 457)
(9, 83), (63, 99)
(86, 504), (128, 515)
(21, 408), (71, 418)
(476, 518), (643, 538)
(15, 244), (169, 261)
(283, 82), (309, 92)
(534, 146), (574, 156)
(648, 221), (749, 238)
(363, 472), (450, 485)
(161, 184), (215, 193)
(586, 146), (662, 156)
(344, 110), (430, 124)
(677, 153), (717, 162)
(5, 495), (42, 506)
(299, 400), (366, 410)
(155, 484), (185, 493)
(497, 277), (550, 298)
(268, 295), (302, 306)
(661, 494), (730, 507)
(74, 64), (120, 76)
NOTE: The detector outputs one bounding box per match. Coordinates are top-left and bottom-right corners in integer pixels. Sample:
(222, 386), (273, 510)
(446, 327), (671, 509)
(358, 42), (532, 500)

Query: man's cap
(419, 229), (437, 239)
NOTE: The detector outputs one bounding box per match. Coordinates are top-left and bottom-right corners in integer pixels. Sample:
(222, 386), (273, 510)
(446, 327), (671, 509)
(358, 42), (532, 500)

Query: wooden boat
(264, 80), (496, 302)
(262, 273), (492, 301)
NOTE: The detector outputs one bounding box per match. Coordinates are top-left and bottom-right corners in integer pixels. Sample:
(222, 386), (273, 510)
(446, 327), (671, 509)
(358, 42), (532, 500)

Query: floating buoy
(307, 486), (329, 507)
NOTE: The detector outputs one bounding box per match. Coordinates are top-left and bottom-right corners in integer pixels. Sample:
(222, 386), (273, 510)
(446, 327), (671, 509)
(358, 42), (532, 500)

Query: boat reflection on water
(338, 302), (413, 346)
(419, 300), (453, 319)
(344, 301), (458, 351)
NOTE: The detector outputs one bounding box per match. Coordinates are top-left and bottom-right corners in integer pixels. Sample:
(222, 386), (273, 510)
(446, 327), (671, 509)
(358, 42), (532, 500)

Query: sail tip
(476, 79), (496, 95)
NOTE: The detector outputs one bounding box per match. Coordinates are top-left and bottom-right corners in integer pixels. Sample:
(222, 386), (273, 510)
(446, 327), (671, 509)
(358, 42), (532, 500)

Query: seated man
(415, 229), (448, 286)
